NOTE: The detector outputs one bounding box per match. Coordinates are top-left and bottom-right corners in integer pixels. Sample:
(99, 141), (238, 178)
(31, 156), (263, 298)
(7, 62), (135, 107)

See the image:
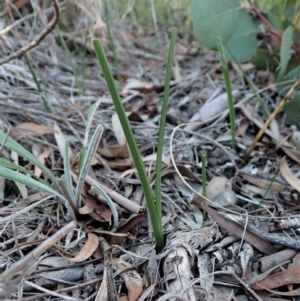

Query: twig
(24, 280), (77, 301)
(244, 78), (300, 159)
(95, 237), (119, 301)
(0, 0), (60, 65)
(247, 223), (300, 250)
(247, 0), (300, 53)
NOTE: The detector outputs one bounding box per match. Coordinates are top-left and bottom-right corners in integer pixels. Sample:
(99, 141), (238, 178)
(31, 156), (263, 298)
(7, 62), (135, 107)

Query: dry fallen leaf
(112, 258), (143, 301)
(98, 139), (129, 159)
(60, 233), (99, 263)
(11, 122), (54, 140)
(82, 185), (112, 224)
(239, 172), (286, 192)
(251, 266), (300, 292)
(279, 157), (300, 193)
(201, 200), (277, 255)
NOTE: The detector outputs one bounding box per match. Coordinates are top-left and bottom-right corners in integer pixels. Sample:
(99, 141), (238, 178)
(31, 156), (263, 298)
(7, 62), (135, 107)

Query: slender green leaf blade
(84, 99), (102, 147)
(219, 39), (236, 149)
(93, 39), (163, 250)
(223, 42), (268, 118)
(155, 28), (177, 224)
(75, 124), (103, 207)
(0, 167), (67, 203)
(90, 183), (119, 228)
(0, 131), (58, 186)
(0, 157), (50, 186)
(64, 140), (74, 201)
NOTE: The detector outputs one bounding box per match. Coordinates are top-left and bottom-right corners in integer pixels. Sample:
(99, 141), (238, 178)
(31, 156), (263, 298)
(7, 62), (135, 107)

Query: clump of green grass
(93, 27), (177, 251)
(0, 101), (118, 227)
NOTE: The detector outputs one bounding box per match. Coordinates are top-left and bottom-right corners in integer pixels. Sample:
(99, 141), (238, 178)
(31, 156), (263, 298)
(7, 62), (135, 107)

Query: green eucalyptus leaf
(277, 26), (293, 80)
(277, 65), (300, 95)
(251, 48), (279, 70)
(284, 93), (300, 127)
(284, 0), (298, 21)
(268, 5), (282, 30)
(190, 0), (240, 48)
(224, 10), (258, 63)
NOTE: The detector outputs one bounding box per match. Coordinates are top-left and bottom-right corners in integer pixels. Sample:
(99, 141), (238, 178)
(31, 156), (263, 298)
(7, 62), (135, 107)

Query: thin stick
(0, 221), (76, 280)
(0, 0), (60, 65)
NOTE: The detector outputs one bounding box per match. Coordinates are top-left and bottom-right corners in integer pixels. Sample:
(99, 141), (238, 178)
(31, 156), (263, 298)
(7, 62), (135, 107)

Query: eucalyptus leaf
(284, 93), (300, 127)
(277, 26), (293, 80)
(268, 5), (282, 30)
(191, 0), (240, 48)
(251, 48), (279, 70)
(224, 10), (258, 63)
(277, 65), (300, 95)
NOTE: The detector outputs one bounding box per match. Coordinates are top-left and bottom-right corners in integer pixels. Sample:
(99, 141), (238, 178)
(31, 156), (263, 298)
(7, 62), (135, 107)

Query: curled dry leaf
(112, 258), (143, 301)
(97, 113), (130, 159)
(110, 214), (146, 245)
(82, 185), (112, 224)
(112, 113), (126, 145)
(60, 233), (99, 263)
(279, 157), (300, 193)
(97, 139), (129, 159)
(54, 123), (75, 161)
(78, 203), (93, 215)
